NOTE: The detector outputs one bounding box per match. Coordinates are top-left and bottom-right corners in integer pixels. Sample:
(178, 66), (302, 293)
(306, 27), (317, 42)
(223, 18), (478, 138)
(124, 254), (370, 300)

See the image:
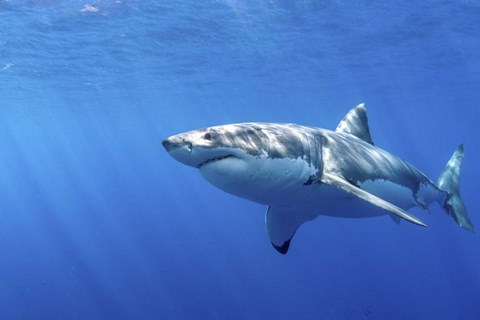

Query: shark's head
(162, 124), (257, 169)
(163, 123), (323, 205)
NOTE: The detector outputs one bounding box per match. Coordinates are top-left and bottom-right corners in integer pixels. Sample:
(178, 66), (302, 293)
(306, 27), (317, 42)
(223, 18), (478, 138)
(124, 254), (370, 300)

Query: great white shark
(162, 104), (474, 254)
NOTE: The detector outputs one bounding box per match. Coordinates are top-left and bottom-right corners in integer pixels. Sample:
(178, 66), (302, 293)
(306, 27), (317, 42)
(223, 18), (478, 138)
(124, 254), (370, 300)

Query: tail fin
(437, 144), (474, 232)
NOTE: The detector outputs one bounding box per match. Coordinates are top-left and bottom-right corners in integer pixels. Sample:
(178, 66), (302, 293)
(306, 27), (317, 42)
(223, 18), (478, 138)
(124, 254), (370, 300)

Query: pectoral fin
(265, 206), (317, 254)
(321, 172), (427, 227)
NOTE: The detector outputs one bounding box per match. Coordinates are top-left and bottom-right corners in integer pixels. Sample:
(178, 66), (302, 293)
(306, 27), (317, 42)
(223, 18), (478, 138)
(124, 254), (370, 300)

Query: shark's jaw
(197, 154), (235, 169)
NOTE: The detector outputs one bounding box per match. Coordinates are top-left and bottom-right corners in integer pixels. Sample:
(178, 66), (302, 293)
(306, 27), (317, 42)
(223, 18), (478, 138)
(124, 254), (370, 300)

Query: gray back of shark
(163, 104), (474, 254)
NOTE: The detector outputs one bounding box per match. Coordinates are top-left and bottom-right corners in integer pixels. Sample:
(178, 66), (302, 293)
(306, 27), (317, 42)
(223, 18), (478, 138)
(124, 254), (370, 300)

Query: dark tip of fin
(272, 239), (292, 255)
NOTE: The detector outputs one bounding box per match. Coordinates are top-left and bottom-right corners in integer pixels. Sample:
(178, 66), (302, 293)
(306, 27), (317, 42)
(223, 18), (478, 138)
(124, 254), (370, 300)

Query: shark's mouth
(198, 155), (234, 168)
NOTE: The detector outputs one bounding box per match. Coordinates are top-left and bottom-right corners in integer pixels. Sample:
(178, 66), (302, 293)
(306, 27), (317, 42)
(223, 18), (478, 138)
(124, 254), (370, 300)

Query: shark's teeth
(198, 155), (233, 168)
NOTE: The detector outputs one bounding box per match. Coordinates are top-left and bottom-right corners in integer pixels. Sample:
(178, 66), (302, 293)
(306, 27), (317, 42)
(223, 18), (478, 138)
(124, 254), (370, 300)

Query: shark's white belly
(200, 156), (419, 219)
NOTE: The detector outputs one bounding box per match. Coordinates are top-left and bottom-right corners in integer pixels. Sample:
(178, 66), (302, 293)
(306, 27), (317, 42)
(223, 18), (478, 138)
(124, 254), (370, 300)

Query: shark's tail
(437, 144), (474, 232)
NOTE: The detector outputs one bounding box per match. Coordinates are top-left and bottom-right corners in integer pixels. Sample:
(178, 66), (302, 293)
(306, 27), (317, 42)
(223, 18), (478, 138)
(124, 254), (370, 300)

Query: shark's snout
(162, 136), (192, 153)
(163, 135), (199, 167)
(162, 138), (175, 151)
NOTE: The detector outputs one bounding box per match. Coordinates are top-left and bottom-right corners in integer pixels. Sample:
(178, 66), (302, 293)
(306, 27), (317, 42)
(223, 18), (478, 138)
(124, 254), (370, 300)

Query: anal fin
(389, 214), (401, 225)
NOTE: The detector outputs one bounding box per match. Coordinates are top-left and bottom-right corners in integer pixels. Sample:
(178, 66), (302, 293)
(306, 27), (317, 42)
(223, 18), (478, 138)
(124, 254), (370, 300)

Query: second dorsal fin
(335, 103), (373, 145)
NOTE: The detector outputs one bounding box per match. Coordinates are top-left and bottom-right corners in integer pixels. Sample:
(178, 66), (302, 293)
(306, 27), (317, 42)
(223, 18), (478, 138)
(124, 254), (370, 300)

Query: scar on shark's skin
(163, 103), (474, 254)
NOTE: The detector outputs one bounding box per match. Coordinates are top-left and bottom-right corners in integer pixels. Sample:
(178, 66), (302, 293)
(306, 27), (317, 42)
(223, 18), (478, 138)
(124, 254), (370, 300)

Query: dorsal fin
(335, 103), (374, 145)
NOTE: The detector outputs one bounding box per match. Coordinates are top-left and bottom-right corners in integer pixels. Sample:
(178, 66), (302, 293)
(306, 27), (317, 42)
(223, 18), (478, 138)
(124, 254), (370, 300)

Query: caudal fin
(437, 144), (474, 232)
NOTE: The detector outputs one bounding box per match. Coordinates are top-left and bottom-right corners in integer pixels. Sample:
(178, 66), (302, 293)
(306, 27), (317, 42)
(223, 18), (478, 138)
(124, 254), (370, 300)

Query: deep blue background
(1, 1), (479, 319)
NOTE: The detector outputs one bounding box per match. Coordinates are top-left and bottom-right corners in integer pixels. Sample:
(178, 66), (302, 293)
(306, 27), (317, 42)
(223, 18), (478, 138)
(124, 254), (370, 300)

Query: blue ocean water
(1, 1), (479, 319)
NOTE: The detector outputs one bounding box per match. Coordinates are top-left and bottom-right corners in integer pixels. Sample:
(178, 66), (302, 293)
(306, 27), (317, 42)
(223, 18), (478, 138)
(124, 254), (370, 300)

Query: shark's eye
(203, 133), (212, 140)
